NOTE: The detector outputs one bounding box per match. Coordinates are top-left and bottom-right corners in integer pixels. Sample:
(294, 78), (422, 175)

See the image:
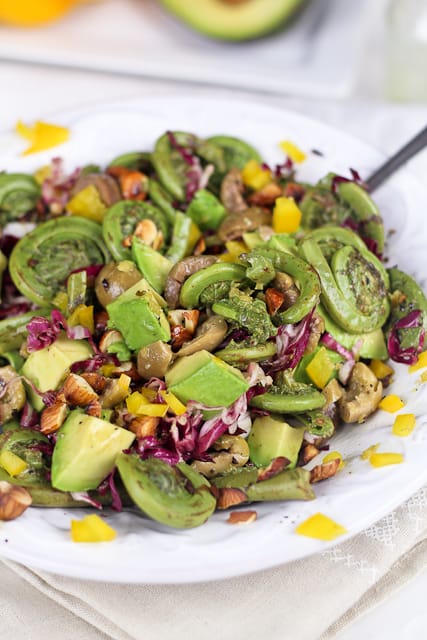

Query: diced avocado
(165, 349), (249, 407)
(186, 189), (226, 231)
(317, 304), (387, 360)
(107, 278), (171, 351)
(159, 0), (306, 42)
(131, 238), (173, 294)
(51, 410), (135, 492)
(248, 414), (305, 468)
(21, 336), (92, 411)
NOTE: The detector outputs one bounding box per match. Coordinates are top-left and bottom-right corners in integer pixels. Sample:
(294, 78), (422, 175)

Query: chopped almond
(265, 287), (285, 315)
(216, 488), (247, 510)
(227, 510), (257, 525)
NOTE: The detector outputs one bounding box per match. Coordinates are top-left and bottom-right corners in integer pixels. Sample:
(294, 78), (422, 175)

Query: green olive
(95, 260), (142, 307)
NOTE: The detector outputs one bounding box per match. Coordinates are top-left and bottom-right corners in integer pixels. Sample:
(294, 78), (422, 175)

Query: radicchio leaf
(388, 309), (425, 365)
(265, 310), (314, 374)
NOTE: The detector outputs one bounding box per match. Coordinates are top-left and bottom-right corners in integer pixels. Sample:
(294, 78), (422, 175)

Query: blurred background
(0, 0), (426, 172)
(0, 0), (425, 107)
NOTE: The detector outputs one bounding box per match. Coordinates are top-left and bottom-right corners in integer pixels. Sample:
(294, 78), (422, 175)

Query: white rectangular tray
(0, 0), (369, 98)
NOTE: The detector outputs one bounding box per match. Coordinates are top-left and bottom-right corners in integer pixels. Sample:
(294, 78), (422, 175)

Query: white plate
(0, 97), (427, 584)
(0, 0), (369, 98)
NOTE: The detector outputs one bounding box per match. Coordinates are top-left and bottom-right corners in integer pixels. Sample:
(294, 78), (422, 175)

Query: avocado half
(159, 0), (307, 42)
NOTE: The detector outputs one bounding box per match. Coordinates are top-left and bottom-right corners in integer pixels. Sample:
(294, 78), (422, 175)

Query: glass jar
(385, 0), (427, 102)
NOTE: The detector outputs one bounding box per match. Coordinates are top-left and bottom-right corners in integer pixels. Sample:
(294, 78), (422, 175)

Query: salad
(0, 129), (426, 535)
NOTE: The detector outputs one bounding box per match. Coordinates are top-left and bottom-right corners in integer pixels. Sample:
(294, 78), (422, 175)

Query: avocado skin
(116, 454), (216, 529)
(159, 0), (307, 42)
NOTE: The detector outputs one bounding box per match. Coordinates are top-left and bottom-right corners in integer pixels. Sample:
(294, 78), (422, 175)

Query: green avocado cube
(21, 336), (92, 411)
(165, 349), (249, 407)
(131, 238), (173, 294)
(51, 410), (136, 492)
(186, 189), (226, 231)
(107, 278), (170, 351)
(248, 414), (305, 468)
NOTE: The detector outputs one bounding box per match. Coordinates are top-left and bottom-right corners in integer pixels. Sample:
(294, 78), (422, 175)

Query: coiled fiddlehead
(300, 226), (390, 333)
(9, 217), (110, 306)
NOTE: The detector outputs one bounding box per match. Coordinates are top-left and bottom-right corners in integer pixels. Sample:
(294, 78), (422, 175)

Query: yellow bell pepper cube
(295, 513), (347, 541)
(369, 359), (394, 379)
(34, 164), (52, 185)
(184, 221), (202, 256)
(71, 514), (117, 543)
(52, 291), (69, 313)
(241, 160), (271, 191)
(67, 184), (106, 224)
(67, 304), (95, 334)
(421, 371), (427, 383)
(392, 413), (416, 437)
(16, 119), (70, 156)
(369, 453), (404, 468)
(0, 450), (28, 477)
(323, 451), (345, 470)
(361, 443), (380, 460)
(379, 395), (405, 413)
(272, 197), (302, 234)
(305, 347), (336, 389)
(279, 140), (307, 163)
(139, 388), (157, 402)
(126, 391), (168, 417)
(409, 351), (427, 372)
(100, 364), (117, 377)
(160, 390), (187, 415)
(102, 374), (131, 409)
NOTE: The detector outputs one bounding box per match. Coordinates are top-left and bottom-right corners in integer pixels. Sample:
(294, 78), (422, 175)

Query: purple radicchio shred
(41, 157), (81, 210)
(20, 401), (39, 428)
(194, 393), (250, 456)
(70, 352), (117, 374)
(388, 309), (425, 365)
(340, 218), (381, 259)
(262, 158), (294, 179)
(70, 492), (102, 510)
(28, 441), (54, 457)
(143, 377), (167, 392)
(320, 332), (354, 361)
(161, 411), (203, 462)
(331, 168), (364, 193)
(166, 131), (211, 203)
(135, 436), (181, 465)
(97, 471), (122, 511)
(0, 234), (19, 256)
(27, 309), (99, 354)
(265, 310), (314, 374)
(26, 315), (62, 352)
(217, 327), (249, 350)
(246, 384), (268, 402)
(20, 373), (59, 408)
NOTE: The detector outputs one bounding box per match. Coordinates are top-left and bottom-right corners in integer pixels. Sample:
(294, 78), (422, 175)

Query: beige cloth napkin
(1, 485), (426, 640)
